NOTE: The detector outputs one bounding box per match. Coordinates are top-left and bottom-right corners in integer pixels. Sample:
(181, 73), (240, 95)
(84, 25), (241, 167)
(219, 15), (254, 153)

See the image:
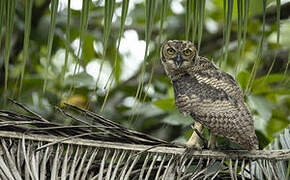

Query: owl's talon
(193, 128), (208, 148)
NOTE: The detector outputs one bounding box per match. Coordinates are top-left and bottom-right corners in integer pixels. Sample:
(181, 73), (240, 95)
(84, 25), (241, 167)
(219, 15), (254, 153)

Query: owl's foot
(192, 126), (208, 148)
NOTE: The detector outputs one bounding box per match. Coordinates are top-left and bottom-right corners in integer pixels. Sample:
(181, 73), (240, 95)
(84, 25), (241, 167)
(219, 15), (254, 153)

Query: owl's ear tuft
(160, 41), (168, 62)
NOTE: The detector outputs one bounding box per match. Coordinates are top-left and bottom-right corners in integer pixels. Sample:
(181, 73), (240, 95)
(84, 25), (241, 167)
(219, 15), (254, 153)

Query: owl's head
(160, 40), (197, 75)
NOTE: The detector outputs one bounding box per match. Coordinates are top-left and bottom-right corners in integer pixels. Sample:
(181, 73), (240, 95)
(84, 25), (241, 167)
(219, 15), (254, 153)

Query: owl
(160, 40), (259, 151)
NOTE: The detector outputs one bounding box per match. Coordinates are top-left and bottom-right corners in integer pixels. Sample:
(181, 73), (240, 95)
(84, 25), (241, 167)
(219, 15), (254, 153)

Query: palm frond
(0, 101), (289, 179)
(245, 127), (290, 180)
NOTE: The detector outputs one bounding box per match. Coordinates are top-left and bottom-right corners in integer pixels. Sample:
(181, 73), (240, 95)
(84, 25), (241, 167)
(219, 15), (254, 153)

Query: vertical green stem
(246, 0), (267, 95)
(4, 0), (16, 98)
(100, 0), (129, 112)
(221, 0), (233, 69)
(0, 0), (6, 51)
(43, 0), (59, 93)
(191, 0), (198, 42)
(197, 0), (206, 52)
(61, 0), (71, 94)
(185, 0), (192, 40)
(19, 0), (34, 96)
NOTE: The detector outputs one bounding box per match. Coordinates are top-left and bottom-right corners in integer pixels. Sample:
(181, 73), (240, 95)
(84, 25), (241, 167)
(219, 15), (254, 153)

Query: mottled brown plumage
(160, 40), (258, 150)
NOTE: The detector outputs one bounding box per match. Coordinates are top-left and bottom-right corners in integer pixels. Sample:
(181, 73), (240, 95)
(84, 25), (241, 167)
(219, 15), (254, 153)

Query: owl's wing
(175, 67), (258, 150)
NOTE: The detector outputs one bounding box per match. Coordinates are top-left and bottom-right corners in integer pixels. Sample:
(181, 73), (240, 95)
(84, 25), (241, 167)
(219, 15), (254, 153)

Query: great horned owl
(160, 40), (258, 151)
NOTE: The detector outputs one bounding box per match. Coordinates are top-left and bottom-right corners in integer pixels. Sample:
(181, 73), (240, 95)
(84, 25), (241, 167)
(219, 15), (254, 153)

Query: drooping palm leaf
(100, 0), (130, 112)
(3, 0), (16, 99)
(244, 127), (290, 180)
(43, 0), (59, 93)
(185, 0), (193, 40)
(235, 0), (250, 76)
(69, 0), (90, 96)
(132, 0), (157, 115)
(96, 0), (115, 87)
(197, 0), (206, 52)
(0, 101), (289, 179)
(61, 0), (71, 94)
(19, 0), (33, 96)
(220, 0), (233, 68)
(191, 0), (198, 42)
(246, 0), (267, 95)
(0, 1), (5, 50)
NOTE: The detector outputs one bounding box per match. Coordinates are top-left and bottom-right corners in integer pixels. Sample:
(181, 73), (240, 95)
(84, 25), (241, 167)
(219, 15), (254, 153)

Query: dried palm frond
(0, 100), (289, 179)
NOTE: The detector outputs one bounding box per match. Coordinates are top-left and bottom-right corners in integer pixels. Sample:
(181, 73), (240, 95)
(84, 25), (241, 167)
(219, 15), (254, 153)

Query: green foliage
(0, 0), (289, 153)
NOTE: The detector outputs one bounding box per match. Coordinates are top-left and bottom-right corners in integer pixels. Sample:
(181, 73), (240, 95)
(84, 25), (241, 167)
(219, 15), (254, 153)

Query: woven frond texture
(0, 101), (289, 180)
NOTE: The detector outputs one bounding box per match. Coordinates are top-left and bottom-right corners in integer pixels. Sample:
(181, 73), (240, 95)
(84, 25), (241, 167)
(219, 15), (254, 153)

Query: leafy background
(0, 0), (289, 150)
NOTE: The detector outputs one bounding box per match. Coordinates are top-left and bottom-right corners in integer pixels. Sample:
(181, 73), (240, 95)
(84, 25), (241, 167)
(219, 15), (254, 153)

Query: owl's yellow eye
(183, 49), (192, 56)
(167, 48), (175, 55)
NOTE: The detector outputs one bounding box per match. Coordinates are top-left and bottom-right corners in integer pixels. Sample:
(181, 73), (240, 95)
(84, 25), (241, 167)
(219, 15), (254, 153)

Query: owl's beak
(175, 53), (183, 68)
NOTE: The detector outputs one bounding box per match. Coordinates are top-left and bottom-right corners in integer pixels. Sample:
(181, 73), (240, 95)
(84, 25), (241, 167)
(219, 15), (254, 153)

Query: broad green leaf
(82, 35), (95, 63)
(237, 71), (250, 91)
(162, 113), (193, 126)
(65, 72), (95, 89)
(248, 95), (273, 122)
(251, 74), (288, 94)
(153, 98), (175, 112)
(267, 118), (289, 140)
